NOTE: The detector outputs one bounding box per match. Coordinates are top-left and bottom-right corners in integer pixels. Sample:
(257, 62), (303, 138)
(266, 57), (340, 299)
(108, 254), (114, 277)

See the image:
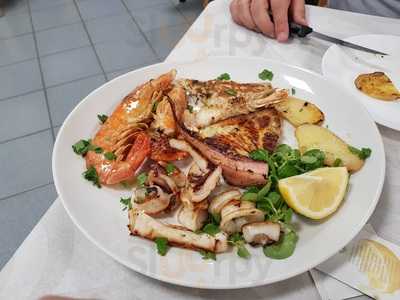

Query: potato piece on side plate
(274, 96), (324, 127)
(295, 124), (364, 172)
(354, 72), (400, 101)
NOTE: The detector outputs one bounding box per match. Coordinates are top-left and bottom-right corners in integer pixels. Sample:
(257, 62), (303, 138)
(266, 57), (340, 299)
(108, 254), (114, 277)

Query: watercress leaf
(155, 237), (169, 256)
(211, 213), (221, 225)
(258, 69), (274, 81)
(199, 250), (216, 260)
(202, 223), (220, 236)
(237, 245), (251, 259)
(277, 161), (299, 179)
(300, 155), (318, 164)
(275, 144), (292, 155)
(217, 73), (231, 80)
(245, 186), (260, 193)
(257, 181), (272, 201)
(249, 149), (269, 162)
(283, 208), (293, 224)
(263, 231), (298, 259)
(241, 192), (258, 202)
(228, 232), (244, 244)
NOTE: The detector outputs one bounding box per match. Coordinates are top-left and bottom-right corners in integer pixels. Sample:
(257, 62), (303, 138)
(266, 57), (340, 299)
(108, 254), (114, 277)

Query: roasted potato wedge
(274, 96), (324, 127)
(295, 124), (364, 172)
(354, 72), (400, 101)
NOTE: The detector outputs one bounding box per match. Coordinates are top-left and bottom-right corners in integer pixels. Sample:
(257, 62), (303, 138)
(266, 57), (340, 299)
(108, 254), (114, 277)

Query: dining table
(1, 1), (399, 299)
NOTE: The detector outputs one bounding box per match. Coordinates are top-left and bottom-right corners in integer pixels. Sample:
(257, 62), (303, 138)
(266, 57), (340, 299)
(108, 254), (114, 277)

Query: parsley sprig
(348, 146), (372, 160)
(258, 69), (274, 81)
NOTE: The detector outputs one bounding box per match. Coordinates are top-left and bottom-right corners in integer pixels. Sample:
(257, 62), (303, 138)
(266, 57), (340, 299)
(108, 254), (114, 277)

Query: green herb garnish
(348, 146), (372, 160)
(228, 233), (251, 259)
(258, 69), (274, 81)
(217, 73), (231, 80)
(136, 173), (148, 187)
(152, 101), (159, 113)
(333, 158), (343, 167)
(225, 88), (237, 96)
(104, 152), (116, 160)
(120, 197), (132, 211)
(97, 114), (108, 124)
(291, 87), (296, 95)
(72, 139), (91, 156)
(187, 105), (194, 113)
(155, 237), (169, 256)
(165, 163), (176, 176)
(199, 250), (216, 260)
(83, 166), (101, 188)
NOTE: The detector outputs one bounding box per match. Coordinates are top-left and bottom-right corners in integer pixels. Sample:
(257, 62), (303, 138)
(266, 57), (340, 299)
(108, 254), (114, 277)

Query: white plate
(322, 34), (400, 131)
(53, 56), (385, 289)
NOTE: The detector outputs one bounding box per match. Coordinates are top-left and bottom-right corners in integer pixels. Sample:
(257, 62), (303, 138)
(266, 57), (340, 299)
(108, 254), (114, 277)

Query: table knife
(289, 23), (388, 56)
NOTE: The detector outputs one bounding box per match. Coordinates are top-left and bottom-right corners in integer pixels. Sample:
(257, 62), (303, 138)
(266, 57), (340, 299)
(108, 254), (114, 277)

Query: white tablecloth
(1, 1), (399, 299)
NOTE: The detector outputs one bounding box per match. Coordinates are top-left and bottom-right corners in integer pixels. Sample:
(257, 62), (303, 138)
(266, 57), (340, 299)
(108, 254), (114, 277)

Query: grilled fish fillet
(178, 79), (288, 131)
(199, 108), (281, 154)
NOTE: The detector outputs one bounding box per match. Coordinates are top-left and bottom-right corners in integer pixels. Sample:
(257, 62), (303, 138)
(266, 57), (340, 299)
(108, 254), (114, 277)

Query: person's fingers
(250, 0), (275, 38)
(237, 0), (258, 31)
(290, 0), (307, 25)
(270, 0), (290, 42)
(230, 0), (243, 26)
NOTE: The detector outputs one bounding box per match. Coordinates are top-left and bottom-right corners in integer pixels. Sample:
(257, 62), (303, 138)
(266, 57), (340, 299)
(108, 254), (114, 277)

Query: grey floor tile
(3, 0), (28, 16)
(0, 59), (42, 100)
(47, 74), (106, 126)
(0, 130), (53, 199)
(0, 184), (56, 261)
(144, 23), (189, 60)
(0, 249), (14, 271)
(40, 46), (102, 87)
(0, 34), (36, 67)
(36, 22), (90, 56)
(173, 0), (203, 24)
(132, 3), (187, 32)
(94, 37), (158, 72)
(29, 0), (72, 11)
(85, 13), (141, 44)
(106, 65), (152, 81)
(0, 13), (32, 39)
(31, 3), (80, 31)
(53, 126), (61, 138)
(123, 0), (171, 10)
(0, 91), (50, 142)
(76, 0), (126, 21)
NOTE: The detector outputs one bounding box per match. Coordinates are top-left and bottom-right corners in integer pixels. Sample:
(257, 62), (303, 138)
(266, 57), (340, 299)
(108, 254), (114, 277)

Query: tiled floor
(0, 0), (203, 270)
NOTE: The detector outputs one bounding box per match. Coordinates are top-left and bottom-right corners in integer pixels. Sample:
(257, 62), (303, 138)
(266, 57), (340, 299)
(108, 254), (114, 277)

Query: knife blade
(289, 23), (389, 56)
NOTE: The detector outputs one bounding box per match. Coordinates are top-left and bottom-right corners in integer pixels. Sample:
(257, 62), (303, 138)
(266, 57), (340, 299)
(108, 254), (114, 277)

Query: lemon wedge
(278, 167), (349, 219)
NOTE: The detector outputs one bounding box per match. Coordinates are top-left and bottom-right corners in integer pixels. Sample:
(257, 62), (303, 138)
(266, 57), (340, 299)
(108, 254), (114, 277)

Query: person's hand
(229, 0), (307, 42)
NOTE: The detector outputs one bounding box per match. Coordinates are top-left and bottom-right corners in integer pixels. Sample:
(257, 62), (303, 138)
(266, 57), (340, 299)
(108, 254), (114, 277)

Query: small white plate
(53, 56), (385, 289)
(322, 34), (400, 131)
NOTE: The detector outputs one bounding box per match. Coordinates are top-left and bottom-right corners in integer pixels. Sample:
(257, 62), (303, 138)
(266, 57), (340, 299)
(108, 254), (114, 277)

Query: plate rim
(53, 55), (386, 289)
(321, 34), (400, 131)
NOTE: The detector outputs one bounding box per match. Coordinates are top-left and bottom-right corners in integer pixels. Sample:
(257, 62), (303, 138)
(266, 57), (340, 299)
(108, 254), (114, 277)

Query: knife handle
(289, 23), (313, 37)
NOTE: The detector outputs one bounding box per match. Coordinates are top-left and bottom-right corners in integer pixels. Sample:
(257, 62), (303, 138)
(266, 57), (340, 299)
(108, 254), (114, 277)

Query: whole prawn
(85, 70), (176, 185)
